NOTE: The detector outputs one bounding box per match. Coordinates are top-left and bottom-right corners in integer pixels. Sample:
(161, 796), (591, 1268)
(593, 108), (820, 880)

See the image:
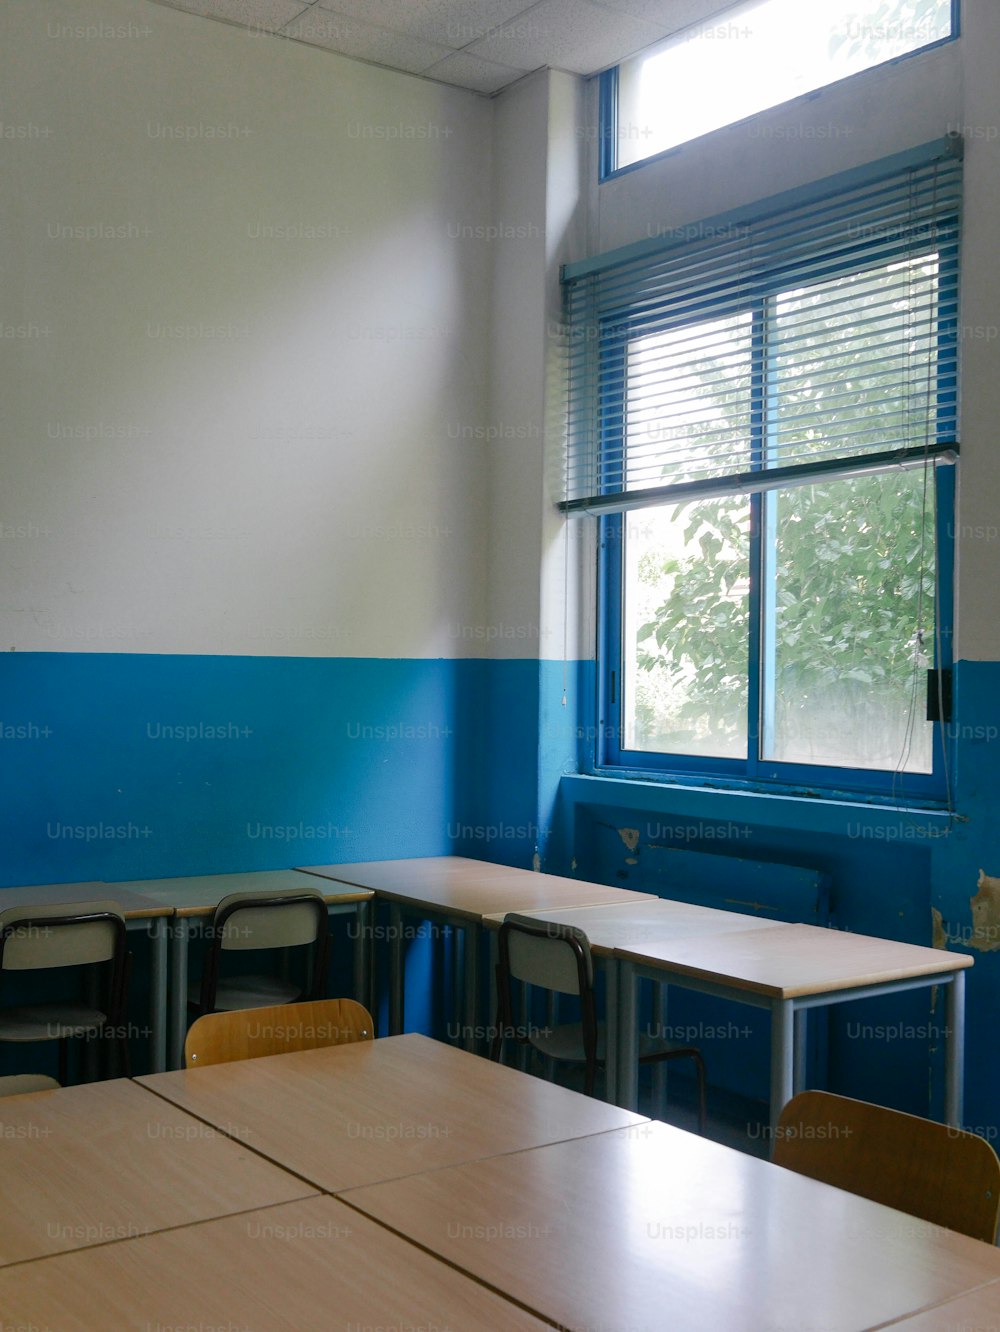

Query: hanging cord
(892, 172), (923, 787)
(562, 509), (570, 708)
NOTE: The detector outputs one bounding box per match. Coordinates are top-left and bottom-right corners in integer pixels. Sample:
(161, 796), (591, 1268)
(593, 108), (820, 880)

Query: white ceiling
(144, 0), (736, 95)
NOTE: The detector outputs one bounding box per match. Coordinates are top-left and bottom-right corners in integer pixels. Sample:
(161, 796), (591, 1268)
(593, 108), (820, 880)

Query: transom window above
(608, 0), (956, 174)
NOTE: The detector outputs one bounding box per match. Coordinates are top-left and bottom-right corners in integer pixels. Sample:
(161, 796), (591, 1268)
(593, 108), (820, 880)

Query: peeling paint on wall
(968, 869), (1000, 952)
(618, 827), (640, 852)
(931, 907), (947, 950)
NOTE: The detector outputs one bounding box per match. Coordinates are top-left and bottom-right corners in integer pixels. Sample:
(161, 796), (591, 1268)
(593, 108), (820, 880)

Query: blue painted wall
(0, 652), (541, 1061)
(0, 652), (480, 884)
(3, 650), (998, 1139)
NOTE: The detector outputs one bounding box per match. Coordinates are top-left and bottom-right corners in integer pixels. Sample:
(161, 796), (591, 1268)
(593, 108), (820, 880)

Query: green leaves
(629, 472), (934, 765)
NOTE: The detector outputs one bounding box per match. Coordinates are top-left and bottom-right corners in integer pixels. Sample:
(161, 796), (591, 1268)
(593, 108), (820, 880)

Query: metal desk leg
(148, 917), (168, 1073)
(168, 917), (191, 1070)
(770, 998), (795, 1142)
(617, 960), (639, 1112)
(449, 924), (461, 1043)
(652, 981), (668, 1112)
(83, 967), (99, 1082)
(487, 929), (498, 1045)
(516, 984), (529, 1071)
(945, 970), (965, 1126)
(353, 900), (373, 1017)
(542, 991), (557, 1081)
(462, 923), (479, 1053)
(388, 903), (404, 1035)
(793, 1007), (808, 1095)
(604, 957), (619, 1105)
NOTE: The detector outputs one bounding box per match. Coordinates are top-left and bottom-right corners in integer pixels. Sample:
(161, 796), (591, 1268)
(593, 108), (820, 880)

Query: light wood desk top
(301, 855), (521, 889)
(138, 1032), (647, 1192)
(615, 921), (973, 997)
(343, 1120), (1000, 1332)
(0, 880), (173, 920)
(109, 869), (373, 917)
(0, 1079), (312, 1268)
(877, 1279), (1000, 1327)
(0, 1196), (550, 1331)
(299, 855), (653, 920)
(483, 897), (785, 952)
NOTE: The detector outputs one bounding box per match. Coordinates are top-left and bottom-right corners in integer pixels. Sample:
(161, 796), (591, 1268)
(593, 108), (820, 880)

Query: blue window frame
(561, 146), (961, 802)
(600, 0), (960, 180)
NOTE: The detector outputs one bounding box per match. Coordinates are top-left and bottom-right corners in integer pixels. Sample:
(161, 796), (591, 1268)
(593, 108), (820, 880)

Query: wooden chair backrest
(774, 1090), (1000, 1244)
(184, 998), (374, 1068)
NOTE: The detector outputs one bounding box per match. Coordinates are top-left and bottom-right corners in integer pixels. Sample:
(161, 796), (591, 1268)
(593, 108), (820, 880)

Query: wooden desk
(615, 923), (973, 1130)
(111, 870), (374, 1068)
(300, 855), (655, 918)
(482, 897), (785, 951)
(300, 855), (653, 1043)
(0, 1196), (550, 1330)
(343, 1119), (1000, 1332)
(137, 1031), (647, 1192)
(0, 1078), (312, 1267)
(0, 880), (172, 1072)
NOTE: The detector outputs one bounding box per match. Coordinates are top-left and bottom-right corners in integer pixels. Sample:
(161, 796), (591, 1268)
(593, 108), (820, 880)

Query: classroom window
(561, 148), (961, 798)
(607, 0), (957, 174)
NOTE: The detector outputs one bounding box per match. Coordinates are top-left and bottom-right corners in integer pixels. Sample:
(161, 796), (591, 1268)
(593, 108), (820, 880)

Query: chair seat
(0, 1004), (108, 1042)
(189, 974), (302, 1013)
(530, 1020), (697, 1065)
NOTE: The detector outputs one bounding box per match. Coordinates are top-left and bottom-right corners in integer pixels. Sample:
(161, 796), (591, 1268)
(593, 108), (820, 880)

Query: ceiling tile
(466, 0), (664, 75)
(422, 49), (531, 94)
(313, 0), (536, 50)
(282, 8), (454, 71)
(590, 0), (736, 32)
(159, 0), (311, 31)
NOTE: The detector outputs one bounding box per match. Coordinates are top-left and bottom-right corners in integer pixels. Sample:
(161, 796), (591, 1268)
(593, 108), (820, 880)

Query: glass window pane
(623, 500), (750, 759)
(761, 472), (935, 772)
(616, 0), (953, 169)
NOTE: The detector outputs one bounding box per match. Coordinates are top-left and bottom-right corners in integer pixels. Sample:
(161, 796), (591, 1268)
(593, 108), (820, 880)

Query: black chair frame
(491, 915), (708, 1130)
(0, 909), (129, 1084)
(196, 892), (330, 1015)
(491, 916), (600, 1094)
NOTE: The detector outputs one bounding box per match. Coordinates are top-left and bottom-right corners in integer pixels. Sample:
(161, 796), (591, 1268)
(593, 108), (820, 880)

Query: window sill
(561, 772), (954, 841)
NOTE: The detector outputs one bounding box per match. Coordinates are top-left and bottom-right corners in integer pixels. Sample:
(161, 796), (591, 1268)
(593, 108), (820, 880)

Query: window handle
(926, 669), (953, 723)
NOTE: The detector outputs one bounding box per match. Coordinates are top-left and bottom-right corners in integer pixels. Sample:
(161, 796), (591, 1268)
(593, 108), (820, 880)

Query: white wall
(486, 68), (590, 666)
(485, 71), (550, 660)
(0, 0), (493, 658)
(541, 70), (593, 670)
(951, 0), (1000, 661)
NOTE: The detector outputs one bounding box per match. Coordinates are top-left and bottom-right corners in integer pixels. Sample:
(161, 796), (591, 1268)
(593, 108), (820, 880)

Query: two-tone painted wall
(1, 0), (501, 888)
(4, 0), (1000, 1134)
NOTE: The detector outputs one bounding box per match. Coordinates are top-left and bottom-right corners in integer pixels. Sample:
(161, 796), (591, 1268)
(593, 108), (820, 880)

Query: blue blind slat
(560, 146), (963, 513)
